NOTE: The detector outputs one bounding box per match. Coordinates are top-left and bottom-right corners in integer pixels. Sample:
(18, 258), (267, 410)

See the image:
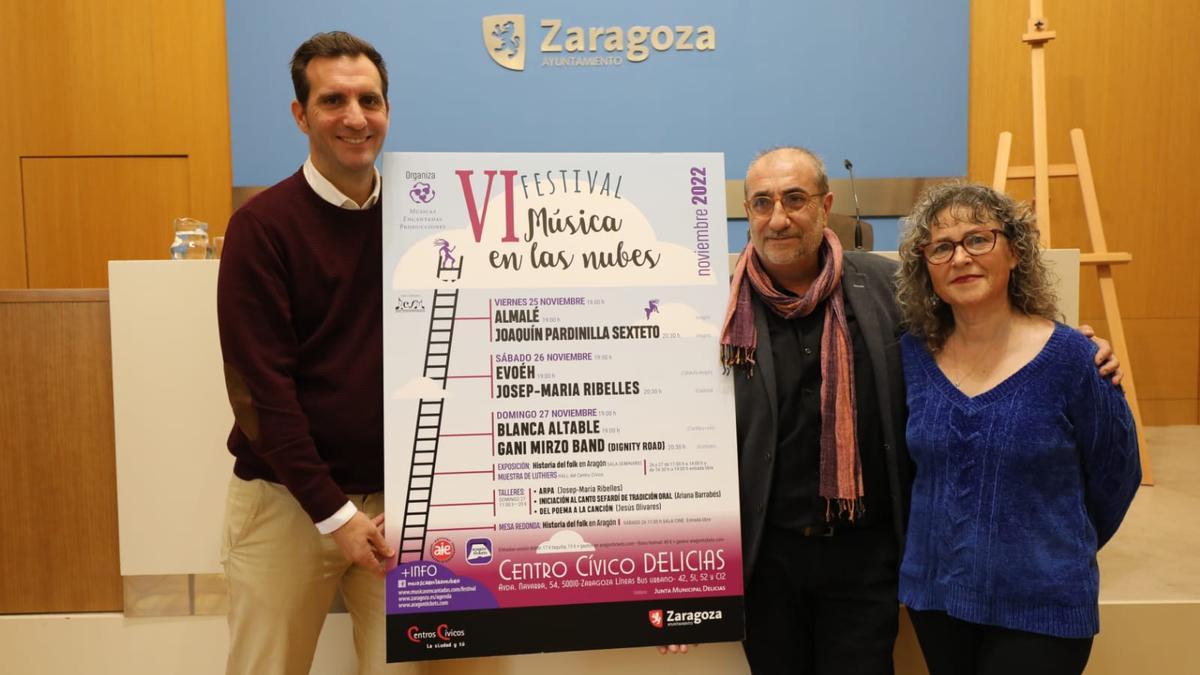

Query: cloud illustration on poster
(642, 301), (718, 338)
(391, 191), (714, 289)
(390, 376), (451, 400)
(535, 530), (595, 554)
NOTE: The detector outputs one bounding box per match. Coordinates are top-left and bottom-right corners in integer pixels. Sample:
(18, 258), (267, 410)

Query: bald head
(745, 146), (829, 198)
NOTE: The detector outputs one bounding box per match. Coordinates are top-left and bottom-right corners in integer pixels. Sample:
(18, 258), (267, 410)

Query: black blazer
(734, 251), (912, 584)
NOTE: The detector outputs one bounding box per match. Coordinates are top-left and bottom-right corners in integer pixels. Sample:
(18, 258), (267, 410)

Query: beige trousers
(221, 476), (418, 675)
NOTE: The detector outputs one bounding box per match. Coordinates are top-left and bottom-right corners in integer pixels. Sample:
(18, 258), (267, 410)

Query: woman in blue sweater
(893, 182), (1141, 675)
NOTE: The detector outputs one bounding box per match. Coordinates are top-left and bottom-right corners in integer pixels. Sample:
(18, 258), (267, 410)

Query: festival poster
(381, 153), (742, 661)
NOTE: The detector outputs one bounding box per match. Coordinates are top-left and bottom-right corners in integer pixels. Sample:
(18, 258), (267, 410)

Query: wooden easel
(991, 0), (1152, 484)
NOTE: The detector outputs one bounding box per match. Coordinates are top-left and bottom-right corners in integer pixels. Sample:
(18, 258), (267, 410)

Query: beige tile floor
(1099, 425), (1200, 603)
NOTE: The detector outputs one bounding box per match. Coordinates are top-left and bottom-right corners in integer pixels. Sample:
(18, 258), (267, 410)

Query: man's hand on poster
(332, 510), (393, 577)
(1078, 324), (1122, 386)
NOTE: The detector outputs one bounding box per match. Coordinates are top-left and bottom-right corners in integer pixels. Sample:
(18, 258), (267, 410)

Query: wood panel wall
(0, 0), (231, 289)
(968, 0), (1200, 424)
(0, 291), (123, 613)
(23, 157), (192, 288)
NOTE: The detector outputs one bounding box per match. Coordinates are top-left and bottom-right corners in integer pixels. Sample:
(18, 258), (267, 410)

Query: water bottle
(170, 217), (210, 260)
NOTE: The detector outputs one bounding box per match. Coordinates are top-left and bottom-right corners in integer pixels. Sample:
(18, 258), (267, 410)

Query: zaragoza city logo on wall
(483, 14), (527, 71)
(482, 14), (716, 70)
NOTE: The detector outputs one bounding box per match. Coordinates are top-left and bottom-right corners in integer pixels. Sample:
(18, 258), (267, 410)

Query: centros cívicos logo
(407, 623), (467, 644)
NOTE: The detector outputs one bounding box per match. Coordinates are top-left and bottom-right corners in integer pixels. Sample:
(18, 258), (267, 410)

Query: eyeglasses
(746, 190), (827, 218)
(920, 229), (1006, 264)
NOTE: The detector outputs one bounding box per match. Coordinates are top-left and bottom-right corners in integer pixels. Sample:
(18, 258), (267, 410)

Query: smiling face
(743, 149), (833, 280)
(926, 207), (1017, 312)
(291, 54), (389, 196)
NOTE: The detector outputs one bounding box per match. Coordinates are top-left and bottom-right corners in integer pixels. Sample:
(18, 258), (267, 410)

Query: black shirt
(762, 289), (890, 531)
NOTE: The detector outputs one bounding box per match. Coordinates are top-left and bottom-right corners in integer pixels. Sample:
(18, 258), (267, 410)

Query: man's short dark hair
(290, 31), (389, 106)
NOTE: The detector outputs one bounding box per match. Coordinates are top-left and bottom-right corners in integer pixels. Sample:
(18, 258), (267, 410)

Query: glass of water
(170, 217), (210, 259)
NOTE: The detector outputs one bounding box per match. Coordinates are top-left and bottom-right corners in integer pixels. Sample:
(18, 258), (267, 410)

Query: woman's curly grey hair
(895, 181), (1059, 351)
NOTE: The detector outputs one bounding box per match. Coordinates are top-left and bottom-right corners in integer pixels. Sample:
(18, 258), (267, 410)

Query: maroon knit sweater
(217, 168), (382, 523)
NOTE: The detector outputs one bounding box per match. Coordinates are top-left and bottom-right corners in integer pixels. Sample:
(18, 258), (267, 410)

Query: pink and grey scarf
(720, 229), (864, 520)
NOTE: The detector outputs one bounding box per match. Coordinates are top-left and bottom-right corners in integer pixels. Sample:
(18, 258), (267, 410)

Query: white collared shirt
(303, 156), (381, 210)
(300, 156), (380, 535)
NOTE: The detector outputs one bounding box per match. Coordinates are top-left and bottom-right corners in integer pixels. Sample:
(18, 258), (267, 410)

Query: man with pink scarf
(720, 147), (911, 674)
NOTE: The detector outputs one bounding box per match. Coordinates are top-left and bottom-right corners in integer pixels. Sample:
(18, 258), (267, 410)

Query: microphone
(843, 159), (864, 250)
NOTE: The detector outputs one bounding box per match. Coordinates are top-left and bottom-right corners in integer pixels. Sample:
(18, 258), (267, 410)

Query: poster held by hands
(383, 153), (742, 660)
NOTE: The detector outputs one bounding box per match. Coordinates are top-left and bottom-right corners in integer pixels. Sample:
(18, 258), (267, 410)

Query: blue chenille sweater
(898, 323), (1141, 638)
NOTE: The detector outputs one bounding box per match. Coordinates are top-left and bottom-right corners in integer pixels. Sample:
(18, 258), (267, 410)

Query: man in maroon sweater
(217, 32), (412, 674)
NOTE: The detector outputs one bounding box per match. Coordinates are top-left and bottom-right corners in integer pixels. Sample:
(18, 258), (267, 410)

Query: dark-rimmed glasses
(746, 190), (827, 218)
(920, 229), (1006, 264)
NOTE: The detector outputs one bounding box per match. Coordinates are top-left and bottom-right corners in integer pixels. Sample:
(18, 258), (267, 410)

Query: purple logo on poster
(410, 181), (435, 203)
(434, 238), (457, 267)
(465, 538), (493, 565)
